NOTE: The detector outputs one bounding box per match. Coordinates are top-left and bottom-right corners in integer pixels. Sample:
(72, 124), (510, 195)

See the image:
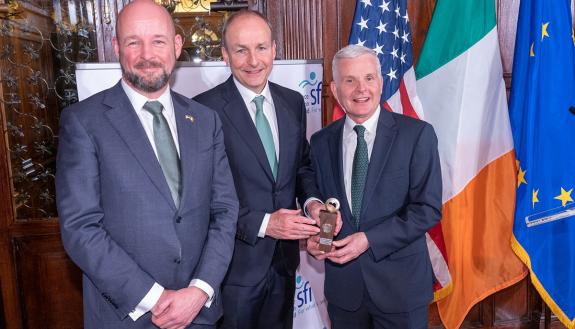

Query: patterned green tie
(253, 95), (278, 179)
(351, 125), (369, 228)
(143, 101), (181, 207)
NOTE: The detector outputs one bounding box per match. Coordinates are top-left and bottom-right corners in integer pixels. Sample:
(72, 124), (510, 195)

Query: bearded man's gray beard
(122, 60), (171, 93)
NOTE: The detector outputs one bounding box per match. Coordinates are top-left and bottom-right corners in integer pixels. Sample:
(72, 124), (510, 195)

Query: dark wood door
(0, 1), (99, 327)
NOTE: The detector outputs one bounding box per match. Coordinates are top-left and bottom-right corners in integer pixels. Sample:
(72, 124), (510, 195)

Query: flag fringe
(511, 235), (575, 329)
(433, 282), (453, 302)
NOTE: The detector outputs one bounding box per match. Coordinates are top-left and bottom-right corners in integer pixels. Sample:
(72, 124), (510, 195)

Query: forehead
(338, 55), (379, 75)
(226, 15), (272, 42)
(118, 13), (173, 39)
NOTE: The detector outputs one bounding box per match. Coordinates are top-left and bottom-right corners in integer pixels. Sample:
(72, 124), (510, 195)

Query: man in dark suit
(56, 1), (238, 328)
(194, 10), (326, 329)
(307, 45), (443, 328)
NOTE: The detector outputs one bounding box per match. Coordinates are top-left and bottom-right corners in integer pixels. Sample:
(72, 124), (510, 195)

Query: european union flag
(509, 1), (575, 328)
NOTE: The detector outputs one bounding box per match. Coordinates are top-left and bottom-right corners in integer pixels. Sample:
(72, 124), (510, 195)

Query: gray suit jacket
(56, 81), (239, 328)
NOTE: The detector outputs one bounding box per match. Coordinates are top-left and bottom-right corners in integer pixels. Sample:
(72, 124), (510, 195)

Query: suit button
(174, 258), (181, 264)
(176, 216), (182, 223)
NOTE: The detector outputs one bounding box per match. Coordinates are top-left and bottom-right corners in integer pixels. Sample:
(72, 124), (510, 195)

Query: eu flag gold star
(554, 187), (573, 207)
(517, 167), (527, 188)
(530, 42), (535, 57)
(541, 22), (550, 41)
(532, 189), (539, 208)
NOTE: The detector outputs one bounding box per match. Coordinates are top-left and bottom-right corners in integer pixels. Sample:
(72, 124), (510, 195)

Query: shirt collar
(233, 76), (272, 106)
(344, 106), (381, 137)
(121, 79), (173, 114)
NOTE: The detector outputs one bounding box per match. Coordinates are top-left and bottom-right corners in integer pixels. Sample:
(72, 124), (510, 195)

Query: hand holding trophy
(318, 198), (340, 252)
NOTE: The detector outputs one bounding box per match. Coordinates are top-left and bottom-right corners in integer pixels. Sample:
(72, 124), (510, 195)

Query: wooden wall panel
(407, 0), (435, 65)
(280, 0), (322, 59)
(497, 0), (521, 89)
(13, 235), (83, 329)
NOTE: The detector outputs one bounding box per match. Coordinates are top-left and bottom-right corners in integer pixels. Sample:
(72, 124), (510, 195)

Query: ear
(222, 46), (230, 65)
(272, 40), (277, 59)
(112, 36), (120, 60)
(330, 81), (339, 104)
(174, 34), (183, 59)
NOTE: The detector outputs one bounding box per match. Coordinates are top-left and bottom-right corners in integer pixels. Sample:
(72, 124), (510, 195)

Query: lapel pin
(185, 115), (195, 123)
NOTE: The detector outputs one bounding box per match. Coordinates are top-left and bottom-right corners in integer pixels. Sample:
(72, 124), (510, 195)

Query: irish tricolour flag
(415, 1), (527, 328)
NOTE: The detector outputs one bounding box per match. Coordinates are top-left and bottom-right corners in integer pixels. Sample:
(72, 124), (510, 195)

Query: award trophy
(318, 198), (340, 252)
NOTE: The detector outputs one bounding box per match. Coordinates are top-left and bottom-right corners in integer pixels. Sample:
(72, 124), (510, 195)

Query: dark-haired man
(194, 9), (326, 329)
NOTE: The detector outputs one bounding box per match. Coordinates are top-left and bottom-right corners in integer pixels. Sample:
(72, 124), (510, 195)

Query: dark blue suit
(56, 82), (239, 328)
(194, 77), (319, 328)
(310, 110), (442, 327)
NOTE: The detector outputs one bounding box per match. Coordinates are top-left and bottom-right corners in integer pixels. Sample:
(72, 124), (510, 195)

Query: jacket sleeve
(56, 108), (156, 319)
(191, 111), (239, 289)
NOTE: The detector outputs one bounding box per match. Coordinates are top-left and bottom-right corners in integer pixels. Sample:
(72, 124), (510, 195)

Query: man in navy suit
(307, 45), (442, 328)
(194, 10), (326, 329)
(56, 1), (238, 328)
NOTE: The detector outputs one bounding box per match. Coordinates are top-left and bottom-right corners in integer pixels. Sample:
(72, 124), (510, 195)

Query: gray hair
(332, 44), (381, 82)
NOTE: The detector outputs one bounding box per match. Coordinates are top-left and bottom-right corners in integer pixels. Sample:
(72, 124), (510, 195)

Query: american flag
(333, 0), (453, 300)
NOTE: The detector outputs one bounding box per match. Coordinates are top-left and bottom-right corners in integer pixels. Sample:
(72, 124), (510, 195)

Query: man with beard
(56, 1), (238, 328)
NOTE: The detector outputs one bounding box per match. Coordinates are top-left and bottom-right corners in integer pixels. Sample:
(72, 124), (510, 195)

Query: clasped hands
(151, 286), (208, 329)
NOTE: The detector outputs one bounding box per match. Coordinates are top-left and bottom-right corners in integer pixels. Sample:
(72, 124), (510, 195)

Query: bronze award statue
(318, 198), (339, 252)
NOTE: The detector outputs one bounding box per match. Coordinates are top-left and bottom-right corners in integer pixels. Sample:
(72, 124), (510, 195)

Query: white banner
(76, 60), (329, 329)
(76, 60), (322, 140)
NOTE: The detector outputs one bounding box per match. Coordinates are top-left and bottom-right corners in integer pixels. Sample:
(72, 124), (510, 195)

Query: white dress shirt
(120, 80), (214, 320)
(342, 107), (381, 208)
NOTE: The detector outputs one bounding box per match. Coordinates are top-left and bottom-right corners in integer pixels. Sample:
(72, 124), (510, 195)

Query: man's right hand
(306, 235), (331, 260)
(265, 208), (320, 240)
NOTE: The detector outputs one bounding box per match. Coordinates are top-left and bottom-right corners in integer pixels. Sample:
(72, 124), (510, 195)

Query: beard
(122, 59), (171, 93)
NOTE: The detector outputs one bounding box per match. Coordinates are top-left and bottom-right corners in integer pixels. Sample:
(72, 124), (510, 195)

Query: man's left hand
(151, 287), (208, 329)
(326, 232), (369, 264)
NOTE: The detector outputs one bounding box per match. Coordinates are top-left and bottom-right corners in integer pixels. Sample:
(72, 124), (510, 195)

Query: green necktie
(143, 101), (181, 207)
(253, 95), (278, 179)
(351, 125), (369, 228)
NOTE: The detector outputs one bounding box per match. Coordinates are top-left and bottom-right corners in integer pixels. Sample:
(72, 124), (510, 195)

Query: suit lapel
(173, 92), (198, 214)
(103, 83), (176, 210)
(327, 120), (355, 227)
(270, 84), (299, 186)
(219, 77), (275, 182)
(360, 110), (397, 218)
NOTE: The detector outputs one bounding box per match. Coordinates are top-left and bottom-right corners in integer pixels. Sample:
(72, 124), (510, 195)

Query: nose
(356, 80), (367, 92)
(140, 42), (154, 60)
(247, 52), (258, 66)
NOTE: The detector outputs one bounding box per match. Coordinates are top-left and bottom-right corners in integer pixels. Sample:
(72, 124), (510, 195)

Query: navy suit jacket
(310, 110), (442, 313)
(56, 82), (239, 328)
(194, 76), (319, 286)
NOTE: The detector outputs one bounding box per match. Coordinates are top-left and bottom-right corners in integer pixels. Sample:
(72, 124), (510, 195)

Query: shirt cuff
(258, 213), (271, 238)
(303, 197), (323, 218)
(189, 279), (215, 308)
(129, 282), (164, 321)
